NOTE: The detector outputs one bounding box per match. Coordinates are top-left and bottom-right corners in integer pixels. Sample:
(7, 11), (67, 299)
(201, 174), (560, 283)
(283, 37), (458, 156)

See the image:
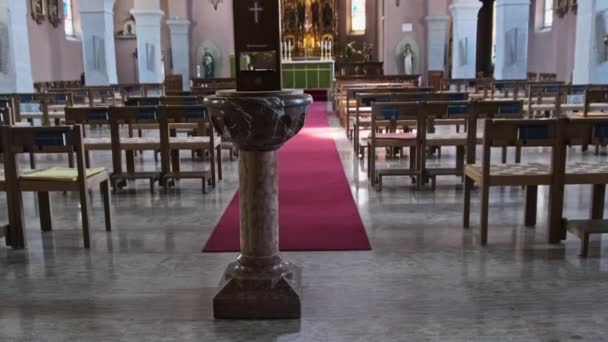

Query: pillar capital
(425, 15), (450, 23)
(449, 1), (482, 20)
(130, 9), (164, 26)
(166, 18), (190, 34)
(79, 0), (115, 14)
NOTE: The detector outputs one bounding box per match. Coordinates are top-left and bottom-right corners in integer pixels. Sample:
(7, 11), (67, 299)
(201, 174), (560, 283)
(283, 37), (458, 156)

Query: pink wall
(527, 0), (577, 82)
(27, 0), (84, 82)
(382, 0), (428, 75)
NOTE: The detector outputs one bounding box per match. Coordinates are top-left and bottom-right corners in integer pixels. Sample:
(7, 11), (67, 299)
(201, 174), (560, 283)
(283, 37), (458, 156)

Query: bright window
(350, 0), (366, 34)
(64, 0), (74, 36)
(543, 0), (553, 28)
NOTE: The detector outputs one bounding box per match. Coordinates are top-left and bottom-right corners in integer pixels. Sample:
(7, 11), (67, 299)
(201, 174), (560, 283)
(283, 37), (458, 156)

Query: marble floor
(1, 106), (608, 341)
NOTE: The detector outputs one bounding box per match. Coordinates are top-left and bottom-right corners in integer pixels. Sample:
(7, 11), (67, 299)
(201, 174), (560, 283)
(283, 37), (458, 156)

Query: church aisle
(203, 102), (371, 252)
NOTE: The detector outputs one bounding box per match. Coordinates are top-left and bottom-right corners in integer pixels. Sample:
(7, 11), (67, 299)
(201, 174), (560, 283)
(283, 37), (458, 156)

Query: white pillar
(131, 8), (164, 83)
(0, 0), (34, 93)
(493, 0), (530, 80)
(449, 0), (482, 79)
(167, 19), (191, 90)
(79, 0), (118, 86)
(573, 0), (608, 85)
(425, 16), (450, 71)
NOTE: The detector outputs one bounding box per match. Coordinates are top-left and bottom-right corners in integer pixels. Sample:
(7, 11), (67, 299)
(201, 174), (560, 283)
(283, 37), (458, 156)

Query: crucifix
(249, 1), (264, 24)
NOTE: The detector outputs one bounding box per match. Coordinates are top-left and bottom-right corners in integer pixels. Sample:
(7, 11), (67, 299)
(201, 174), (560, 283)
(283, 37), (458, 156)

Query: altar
(282, 59), (334, 89)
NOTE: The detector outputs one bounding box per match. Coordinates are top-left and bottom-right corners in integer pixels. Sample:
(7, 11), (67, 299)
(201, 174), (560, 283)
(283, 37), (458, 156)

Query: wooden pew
(368, 102), (421, 190)
(419, 101), (475, 188)
(354, 92), (468, 157)
(158, 105), (221, 192)
(559, 117), (608, 256)
(108, 106), (162, 192)
(1, 125), (111, 249)
(463, 118), (560, 245)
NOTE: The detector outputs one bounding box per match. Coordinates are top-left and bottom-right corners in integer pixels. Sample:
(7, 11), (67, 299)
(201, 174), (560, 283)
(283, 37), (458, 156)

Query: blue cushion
(519, 126), (549, 141)
(499, 104), (520, 115)
(593, 125), (608, 140)
(35, 132), (66, 147)
(362, 95), (390, 106)
(185, 109), (206, 119)
(136, 110), (156, 120)
(448, 93), (467, 101)
(380, 107), (400, 120)
(87, 111), (109, 121)
(447, 105), (467, 117)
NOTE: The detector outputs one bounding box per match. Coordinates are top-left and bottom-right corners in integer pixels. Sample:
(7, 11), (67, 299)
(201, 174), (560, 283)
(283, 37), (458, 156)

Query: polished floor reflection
(1, 107), (608, 341)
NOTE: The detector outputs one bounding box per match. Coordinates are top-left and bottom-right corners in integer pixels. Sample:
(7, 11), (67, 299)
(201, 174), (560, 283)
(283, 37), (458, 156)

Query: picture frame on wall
(47, 0), (61, 27)
(31, 0), (46, 24)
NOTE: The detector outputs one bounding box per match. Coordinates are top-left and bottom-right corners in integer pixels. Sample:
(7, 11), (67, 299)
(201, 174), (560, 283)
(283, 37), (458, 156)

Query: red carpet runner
(203, 102), (371, 252)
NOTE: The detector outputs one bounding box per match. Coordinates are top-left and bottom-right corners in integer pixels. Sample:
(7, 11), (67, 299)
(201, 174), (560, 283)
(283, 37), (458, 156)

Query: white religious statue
(403, 43), (415, 75)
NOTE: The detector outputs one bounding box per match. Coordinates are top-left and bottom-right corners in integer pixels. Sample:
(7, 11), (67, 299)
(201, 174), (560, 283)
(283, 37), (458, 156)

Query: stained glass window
(350, 0), (366, 34)
(64, 0), (74, 36)
(543, 0), (553, 28)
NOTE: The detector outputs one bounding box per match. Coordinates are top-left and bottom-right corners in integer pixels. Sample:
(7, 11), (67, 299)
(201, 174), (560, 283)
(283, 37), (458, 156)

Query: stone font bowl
(205, 90), (313, 151)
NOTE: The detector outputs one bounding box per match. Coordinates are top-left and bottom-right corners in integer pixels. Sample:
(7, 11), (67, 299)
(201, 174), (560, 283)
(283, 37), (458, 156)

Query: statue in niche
(116, 15), (137, 39)
(402, 44), (415, 75)
(322, 0), (333, 30)
(297, 0), (306, 31)
(311, 0), (320, 31)
(47, 0), (61, 27)
(202, 48), (215, 79)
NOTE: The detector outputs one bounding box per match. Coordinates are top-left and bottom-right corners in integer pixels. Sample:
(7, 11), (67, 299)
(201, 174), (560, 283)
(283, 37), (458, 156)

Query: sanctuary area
(1, 0), (608, 340)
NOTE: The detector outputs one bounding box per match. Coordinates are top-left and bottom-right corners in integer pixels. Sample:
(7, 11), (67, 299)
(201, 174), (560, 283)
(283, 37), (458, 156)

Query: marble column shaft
(425, 15), (450, 72)
(130, 8), (164, 84)
(79, 0), (118, 86)
(238, 150), (279, 264)
(167, 19), (191, 91)
(573, 0), (608, 85)
(449, 0), (482, 79)
(0, 0), (34, 93)
(494, 0), (530, 80)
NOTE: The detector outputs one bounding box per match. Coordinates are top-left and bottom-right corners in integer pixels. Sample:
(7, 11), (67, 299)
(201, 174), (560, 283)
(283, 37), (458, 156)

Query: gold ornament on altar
(280, 0), (338, 59)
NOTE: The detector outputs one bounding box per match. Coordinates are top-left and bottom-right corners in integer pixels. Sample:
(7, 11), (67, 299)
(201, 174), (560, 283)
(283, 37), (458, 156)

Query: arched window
(543, 0), (553, 28)
(64, 0), (74, 36)
(350, 0), (366, 34)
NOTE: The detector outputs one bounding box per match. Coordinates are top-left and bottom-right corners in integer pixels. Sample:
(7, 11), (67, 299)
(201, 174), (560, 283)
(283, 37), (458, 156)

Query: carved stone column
(0, 0), (34, 93)
(166, 19), (191, 90)
(494, 0), (530, 80)
(449, 0), (482, 79)
(79, 0), (118, 86)
(573, 0), (608, 84)
(130, 8), (164, 83)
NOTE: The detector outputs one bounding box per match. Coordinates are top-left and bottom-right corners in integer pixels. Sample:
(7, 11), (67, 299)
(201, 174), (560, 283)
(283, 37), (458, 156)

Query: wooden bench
(563, 219), (608, 258)
(158, 105), (222, 192)
(368, 102), (421, 190)
(1, 125), (112, 249)
(463, 119), (561, 245)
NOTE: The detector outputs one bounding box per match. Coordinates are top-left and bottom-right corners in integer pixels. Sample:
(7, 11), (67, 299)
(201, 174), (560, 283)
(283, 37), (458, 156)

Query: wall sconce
(210, 0), (223, 11)
(396, 0), (400, 6)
